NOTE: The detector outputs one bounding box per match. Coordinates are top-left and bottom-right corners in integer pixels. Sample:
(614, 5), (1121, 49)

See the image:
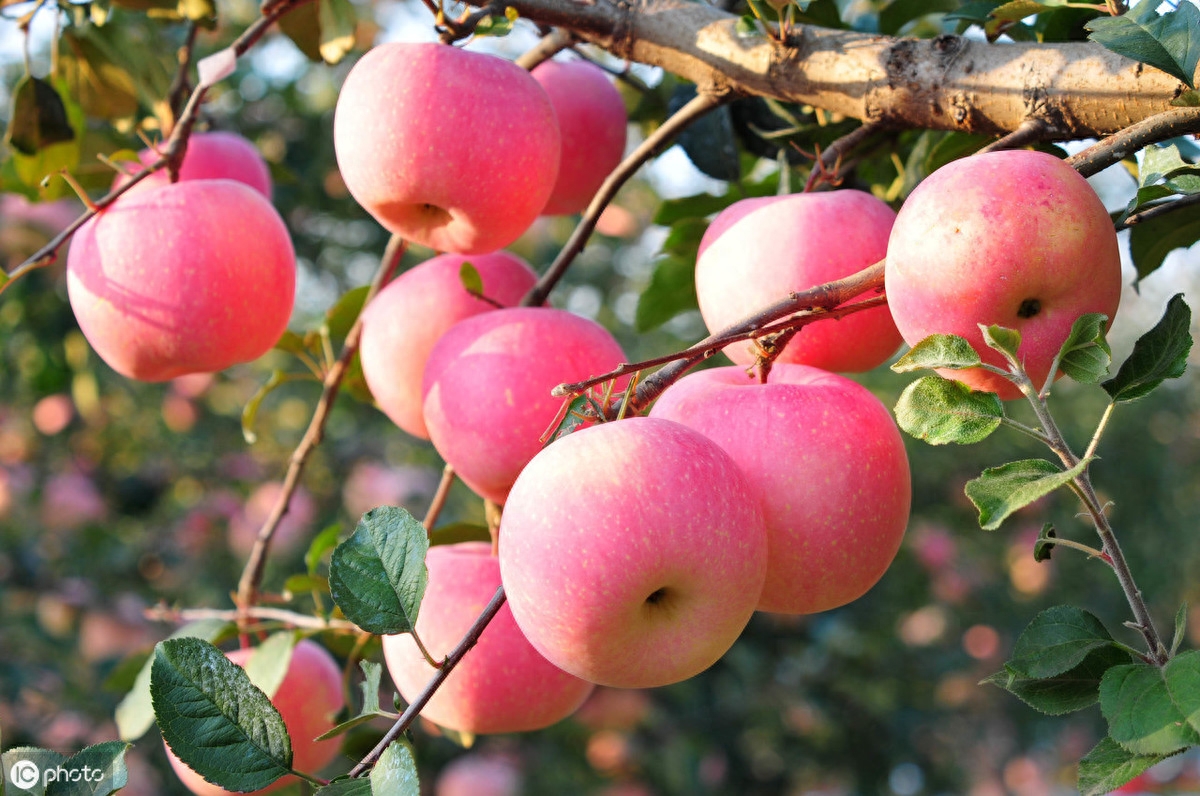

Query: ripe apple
(498, 416), (768, 688)
(694, 190), (901, 372)
(531, 59), (628, 216)
(113, 130), (273, 199)
(165, 639), (345, 795)
(422, 306), (625, 504)
(649, 364), (911, 614)
(358, 251), (538, 439)
(885, 149), (1122, 399)
(66, 179), (295, 381)
(334, 42), (560, 254)
(383, 542), (594, 734)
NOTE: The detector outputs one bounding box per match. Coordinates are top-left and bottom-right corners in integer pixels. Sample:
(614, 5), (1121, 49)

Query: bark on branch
(506, 0), (1192, 138)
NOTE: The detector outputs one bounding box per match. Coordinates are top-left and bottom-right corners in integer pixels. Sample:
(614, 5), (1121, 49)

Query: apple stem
(485, 500), (503, 556)
(348, 585), (508, 779)
(522, 89), (732, 308)
(422, 465), (457, 534)
(234, 234), (408, 624)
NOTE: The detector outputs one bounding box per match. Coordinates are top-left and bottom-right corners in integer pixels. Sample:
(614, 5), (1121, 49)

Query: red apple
(165, 639), (345, 795)
(531, 59), (628, 216)
(422, 306), (625, 505)
(113, 130), (273, 199)
(334, 43), (560, 254)
(885, 150), (1122, 399)
(359, 251), (537, 439)
(650, 364), (911, 614)
(66, 180), (295, 381)
(383, 542), (593, 734)
(498, 416), (768, 688)
(695, 190), (900, 372)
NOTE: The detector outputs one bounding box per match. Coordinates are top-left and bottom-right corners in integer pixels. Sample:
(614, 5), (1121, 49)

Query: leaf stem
(422, 465), (456, 532)
(409, 628), (442, 670)
(1084, 401), (1117, 461)
(998, 416), (1053, 445)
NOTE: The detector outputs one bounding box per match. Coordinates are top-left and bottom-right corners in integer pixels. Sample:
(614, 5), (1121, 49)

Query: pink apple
(531, 59), (628, 216)
(112, 130), (273, 198)
(650, 364), (911, 614)
(885, 150), (1122, 399)
(165, 639), (345, 795)
(359, 251), (537, 439)
(695, 190), (901, 372)
(435, 753), (523, 796)
(66, 179), (295, 381)
(498, 416), (768, 688)
(422, 306), (625, 504)
(383, 542), (593, 734)
(334, 43), (560, 254)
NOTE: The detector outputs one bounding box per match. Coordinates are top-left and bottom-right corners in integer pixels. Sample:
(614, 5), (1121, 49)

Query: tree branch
(1068, 106), (1200, 177)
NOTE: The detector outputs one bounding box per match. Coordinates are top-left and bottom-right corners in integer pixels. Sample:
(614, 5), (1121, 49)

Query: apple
(694, 190), (901, 372)
(66, 179), (295, 381)
(885, 149), (1122, 399)
(358, 251), (538, 439)
(112, 130), (273, 198)
(165, 639), (345, 795)
(649, 364), (911, 614)
(422, 306), (625, 505)
(531, 59), (628, 216)
(435, 753), (523, 796)
(383, 542), (594, 734)
(498, 416), (768, 688)
(334, 43), (560, 254)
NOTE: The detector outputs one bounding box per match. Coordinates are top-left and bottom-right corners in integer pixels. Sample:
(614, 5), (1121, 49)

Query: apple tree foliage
(2, 0), (1200, 792)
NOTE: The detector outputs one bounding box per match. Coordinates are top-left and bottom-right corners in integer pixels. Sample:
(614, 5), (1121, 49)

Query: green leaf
(1140, 142), (1200, 186)
(1173, 602), (1188, 657)
(990, 0), (1054, 22)
(981, 324), (1022, 362)
(1165, 649), (1200, 736)
(965, 457), (1092, 531)
(243, 632), (297, 700)
(115, 618), (233, 741)
(5, 76), (76, 156)
(277, 0), (324, 61)
(3, 747), (66, 795)
(1101, 660), (1200, 755)
(326, 285), (370, 341)
(1086, 0), (1200, 88)
(317, 0), (356, 64)
(283, 573), (329, 595)
(314, 660), (388, 742)
(458, 261), (484, 297)
(1058, 313), (1112, 383)
(1077, 736), (1175, 796)
(669, 84), (740, 182)
(653, 193), (730, 225)
(151, 638), (293, 792)
(1103, 293), (1192, 402)
(636, 256), (697, 332)
(328, 506), (430, 636)
(429, 522), (491, 547)
(544, 393), (593, 444)
(46, 741), (130, 796)
(370, 741), (420, 795)
(891, 334), (982, 372)
(1008, 605), (1120, 678)
(314, 778), (373, 794)
(58, 31), (140, 120)
(985, 645), (1132, 716)
(894, 376), (1004, 445)
(1128, 198), (1200, 282)
(474, 12), (515, 36)
(274, 330), (311, 356)
(1033, 522), (1056, 562)
(242, 369), (290, 445)
(879, 0), (959, 34)
(306, 523), (343, 575)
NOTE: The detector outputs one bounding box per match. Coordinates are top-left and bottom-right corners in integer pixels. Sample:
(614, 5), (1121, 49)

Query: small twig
(422, 465), (456, 532)
(165, 22), (201, 135)
(522, 90), (732, 307)
(979, 118), (1053, 154)
(347, 585), (508, 778)
(1068, 107), (1200, 178)
(515, 27), (574, 69)
(803, 121), (887, 192)
(145, 605), (359, 632)
(235, 235), (408, 621)
(1116, 192), (1200, 230)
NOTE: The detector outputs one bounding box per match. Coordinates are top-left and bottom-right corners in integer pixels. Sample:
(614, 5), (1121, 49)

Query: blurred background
(2, 0), (1200, 793)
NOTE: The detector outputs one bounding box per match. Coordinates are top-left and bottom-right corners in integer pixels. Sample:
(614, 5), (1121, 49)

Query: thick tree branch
(504, 0), (1191, 138)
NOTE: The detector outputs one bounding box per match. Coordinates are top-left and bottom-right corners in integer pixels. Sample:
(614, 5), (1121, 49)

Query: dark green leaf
(306, 523), (343, 575)
(894, 375), (1004, 445)
(47, 741), (130, 796)
(1165, 649), (1200, 735)
(277, 0), (323, 61)
(1086, 0), (1200, 88)
(274, 330), (311, 356)
(5, 76), (75, 156)
(981, 324), (1022, 362)
(1033, 522), (1056, 562)
(1008, 605), (1119, 678)
(653, 193), (731, 225)
(1173, 603), (1188, 657)
(1103, 293), (1192, 402)
(242, 370), (290, 445)
(891, 334), (982, 372)
(990, 0), (1054, 22)
(328, 506), (430, 635)
(326, 285), (370, 341)
(984, 645), (1132, 715)
(59, 31), (139, 120)
(314, 778), (373, 795)
(1129, 201), (1200, 282)
(151, 638), (292, 792)
(1100, 661), (1200, 755)
(736, 14), (760, 34)
(283, 573), (329, 595)
(879, 0), (958, 34)
(429, 522), (491, 547)
(965, 457), (1092, 531)
(1077, 736), (1174, 796)
(370, 741), (420, 795)
(115, 618), (233, 741)
(1058, 313), (1112, 383)
(636, 256), (697, 331)
(317, 0), (356, 63)
(3, 747), (66, 795)
(669, 84), (740, 182)
(243, 632), (296, 700)
(458, 261), (484, 297)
